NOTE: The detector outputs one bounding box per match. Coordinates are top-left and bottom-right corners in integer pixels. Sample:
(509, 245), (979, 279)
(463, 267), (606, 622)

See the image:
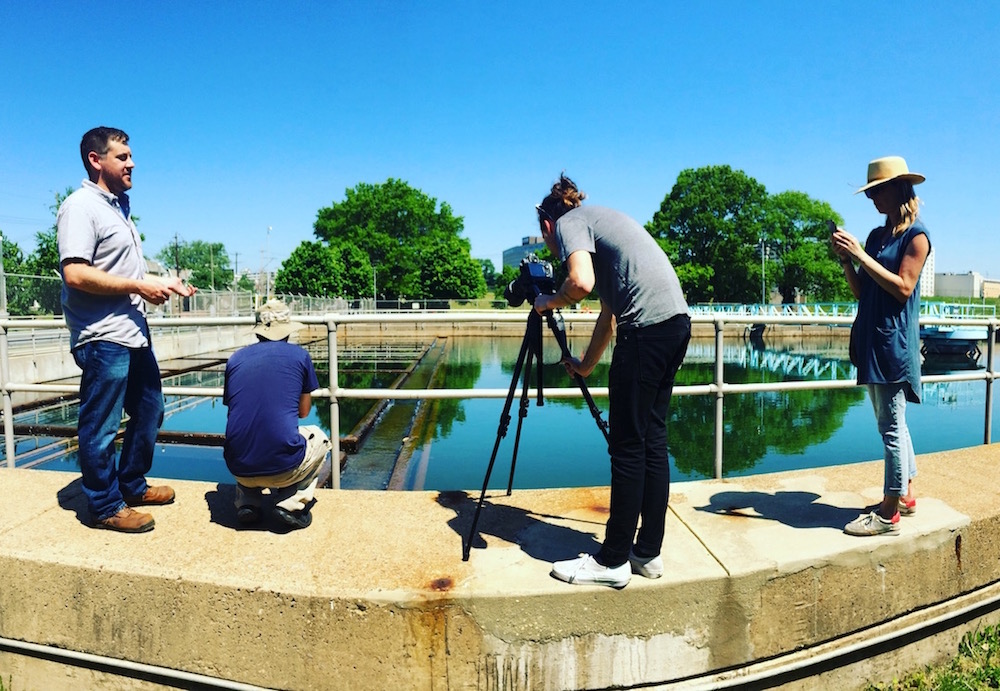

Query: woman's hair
(538, 173), (586, 222)
(885, 180), (921, 237)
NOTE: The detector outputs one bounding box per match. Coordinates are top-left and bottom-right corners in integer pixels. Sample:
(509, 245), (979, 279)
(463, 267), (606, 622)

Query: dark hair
(80, 127), (129, 181)
(538, 173), (586, 222)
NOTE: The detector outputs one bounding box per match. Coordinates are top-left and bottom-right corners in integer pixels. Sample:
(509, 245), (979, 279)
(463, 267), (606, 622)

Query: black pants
(596, 314), (691, 567)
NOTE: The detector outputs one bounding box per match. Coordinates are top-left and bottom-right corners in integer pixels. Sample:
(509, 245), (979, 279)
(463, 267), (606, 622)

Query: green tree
(236, 272), (256, 291)
(275, 240), (375, 299)
(763, 191), (851, 303)
(312, 179), (485, 300)
(15, 188), (74, 315)
(411, 233), (486, 300)
(156, 240), (232, 290)
(1, 234), (29, 314)
(478, 258), (498, 292)
(647, 165), (769, 304)
(274, 241), (343, 297)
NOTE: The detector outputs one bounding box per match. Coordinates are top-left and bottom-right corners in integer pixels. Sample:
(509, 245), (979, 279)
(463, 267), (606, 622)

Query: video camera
(503, 253), (556, 307)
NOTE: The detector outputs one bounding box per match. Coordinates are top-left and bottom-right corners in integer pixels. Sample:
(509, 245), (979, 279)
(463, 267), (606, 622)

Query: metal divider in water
(333, 338), (446, 489)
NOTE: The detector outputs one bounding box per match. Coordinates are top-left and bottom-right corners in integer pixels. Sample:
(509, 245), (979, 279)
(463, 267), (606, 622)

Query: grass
(866, 624), (1000, 690)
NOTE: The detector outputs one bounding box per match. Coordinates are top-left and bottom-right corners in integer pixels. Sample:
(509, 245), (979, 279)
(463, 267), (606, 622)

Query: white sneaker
(628, 550), (664, 579)
(844, 511), (900, 536)
(551, 553), (631, 588)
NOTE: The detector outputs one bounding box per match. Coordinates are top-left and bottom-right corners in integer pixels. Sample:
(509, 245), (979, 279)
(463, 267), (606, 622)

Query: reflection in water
(13, 335), (996, 492)
(411, 336), (994, 491)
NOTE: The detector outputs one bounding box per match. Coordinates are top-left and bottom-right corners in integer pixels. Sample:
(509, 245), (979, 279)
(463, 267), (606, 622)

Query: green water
(15, 335), (997, 491)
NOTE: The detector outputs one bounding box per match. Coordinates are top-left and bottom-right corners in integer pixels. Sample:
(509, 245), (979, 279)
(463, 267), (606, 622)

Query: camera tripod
(462, 308), (610, 561)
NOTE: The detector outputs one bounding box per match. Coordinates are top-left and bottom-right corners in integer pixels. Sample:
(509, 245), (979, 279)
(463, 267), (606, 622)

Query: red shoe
(898, 497), (916, 516)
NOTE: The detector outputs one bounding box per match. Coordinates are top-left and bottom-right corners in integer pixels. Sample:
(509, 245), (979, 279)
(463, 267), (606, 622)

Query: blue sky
(2, 2), (998, 284)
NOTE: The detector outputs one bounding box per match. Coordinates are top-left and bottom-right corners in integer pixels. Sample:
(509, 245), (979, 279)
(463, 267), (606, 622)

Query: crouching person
(223, 299), (331, 530)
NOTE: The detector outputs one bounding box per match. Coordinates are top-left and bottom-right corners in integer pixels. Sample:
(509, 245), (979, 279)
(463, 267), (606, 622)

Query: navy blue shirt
(851, 219), (930, 403)
(223, 340), (320, 477)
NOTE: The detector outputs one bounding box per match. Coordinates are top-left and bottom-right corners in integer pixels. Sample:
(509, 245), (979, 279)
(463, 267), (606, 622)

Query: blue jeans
(73, 341), (165, 520)
(867, 383), (917, 497)
(596, 315), (691, 568)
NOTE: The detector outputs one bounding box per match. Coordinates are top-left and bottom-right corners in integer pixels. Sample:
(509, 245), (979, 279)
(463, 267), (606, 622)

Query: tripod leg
(463, 318), (534, 561)
(545, 311), (610, 443)
(506, 349), (534, 495)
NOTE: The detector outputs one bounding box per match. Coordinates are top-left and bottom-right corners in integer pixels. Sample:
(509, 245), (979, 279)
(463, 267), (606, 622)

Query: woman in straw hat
(831, 156), (930, 537)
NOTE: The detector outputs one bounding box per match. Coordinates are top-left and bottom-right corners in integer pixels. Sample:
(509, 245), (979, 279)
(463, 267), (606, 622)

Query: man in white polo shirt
(57, 126), (196, 533)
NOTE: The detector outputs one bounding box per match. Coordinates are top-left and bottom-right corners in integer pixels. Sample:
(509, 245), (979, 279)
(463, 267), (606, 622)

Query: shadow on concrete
(695, 490), (862, 530)
(437, 490), (602, 562)
(56, 476), (89, 526)
(204, 484), (313, 534)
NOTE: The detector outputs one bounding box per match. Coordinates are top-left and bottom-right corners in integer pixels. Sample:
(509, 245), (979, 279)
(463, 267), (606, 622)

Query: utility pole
(233, 252), (240, 315)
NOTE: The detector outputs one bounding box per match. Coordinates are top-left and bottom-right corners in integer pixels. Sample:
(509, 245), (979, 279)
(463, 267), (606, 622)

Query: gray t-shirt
(555, 205), (688, 329)
(57, 180), (150, 350)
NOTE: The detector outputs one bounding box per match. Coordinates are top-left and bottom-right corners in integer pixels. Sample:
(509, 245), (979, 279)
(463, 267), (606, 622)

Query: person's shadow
(204, 484), (309, 534)
(437, 490), (602, 562)
(56, 477), (90, 526)
(695, 490), (862, 530)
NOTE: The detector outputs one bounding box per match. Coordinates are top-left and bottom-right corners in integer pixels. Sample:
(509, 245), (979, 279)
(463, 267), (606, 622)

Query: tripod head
(503, 254), (556, 308)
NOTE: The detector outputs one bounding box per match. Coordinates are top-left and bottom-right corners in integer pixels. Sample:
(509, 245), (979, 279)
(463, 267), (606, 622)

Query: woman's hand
(831, 229), (863, 261)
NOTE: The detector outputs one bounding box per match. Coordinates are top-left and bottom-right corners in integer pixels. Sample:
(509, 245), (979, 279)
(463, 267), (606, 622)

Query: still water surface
(22, 335), (998, 491)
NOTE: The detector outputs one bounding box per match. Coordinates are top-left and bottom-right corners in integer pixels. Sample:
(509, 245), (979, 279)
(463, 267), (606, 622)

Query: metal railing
(0, 311), (997, 485)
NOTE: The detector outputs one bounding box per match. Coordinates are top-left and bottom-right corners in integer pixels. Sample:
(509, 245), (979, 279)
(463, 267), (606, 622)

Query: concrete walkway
(3, 444), (1000, 690)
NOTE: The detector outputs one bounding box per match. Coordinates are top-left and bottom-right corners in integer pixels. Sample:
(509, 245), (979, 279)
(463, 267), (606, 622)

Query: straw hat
(855, 156), (925, 194)
(253, 299), (305, 341)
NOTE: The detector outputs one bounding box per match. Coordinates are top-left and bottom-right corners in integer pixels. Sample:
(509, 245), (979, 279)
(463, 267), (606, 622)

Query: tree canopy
(647, 165), (849, 304)
(763, 191), (852, 303)
(156, 239), (232, 290)
(307, 179), (486, 300)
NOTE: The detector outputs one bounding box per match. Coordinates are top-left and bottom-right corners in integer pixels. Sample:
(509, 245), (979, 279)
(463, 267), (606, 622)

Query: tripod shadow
(438, 491), (601, 562)
(695, 490), (861, 530)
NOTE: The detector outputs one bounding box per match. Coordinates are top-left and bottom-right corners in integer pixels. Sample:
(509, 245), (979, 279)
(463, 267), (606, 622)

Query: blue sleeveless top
(850, 219), (930, 403)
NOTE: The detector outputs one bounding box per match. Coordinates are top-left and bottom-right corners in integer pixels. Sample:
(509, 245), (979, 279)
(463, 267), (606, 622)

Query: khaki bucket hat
(252, 299), (305, 341)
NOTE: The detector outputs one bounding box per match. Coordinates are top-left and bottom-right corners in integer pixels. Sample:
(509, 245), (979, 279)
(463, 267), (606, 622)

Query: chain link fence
(0, 272), (514, 318)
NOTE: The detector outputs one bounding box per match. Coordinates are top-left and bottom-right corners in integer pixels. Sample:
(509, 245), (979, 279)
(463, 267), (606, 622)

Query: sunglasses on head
(535, 204), (555, 223)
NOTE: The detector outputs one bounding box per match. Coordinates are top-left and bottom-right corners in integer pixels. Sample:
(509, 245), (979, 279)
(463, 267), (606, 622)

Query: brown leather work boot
(96, 507), (155, 533)
(125, 485), (175, 506)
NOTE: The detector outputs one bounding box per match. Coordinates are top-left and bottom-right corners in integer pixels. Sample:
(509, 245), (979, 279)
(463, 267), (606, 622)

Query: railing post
(714, 317), (725, 479)
(0, 321), (15, 467)
(986, 321), (996, 445)
(327, 316), (341, 490)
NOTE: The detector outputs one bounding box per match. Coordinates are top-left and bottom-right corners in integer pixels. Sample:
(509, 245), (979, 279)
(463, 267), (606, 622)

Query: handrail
(1, 311), (997, 481)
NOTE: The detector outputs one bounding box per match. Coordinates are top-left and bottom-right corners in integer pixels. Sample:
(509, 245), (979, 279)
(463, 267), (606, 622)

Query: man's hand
(138, 276), (198, 305)
(159, 275), (198, 297)
(533, 294), (554, 314)
(561, 353), (591, 378)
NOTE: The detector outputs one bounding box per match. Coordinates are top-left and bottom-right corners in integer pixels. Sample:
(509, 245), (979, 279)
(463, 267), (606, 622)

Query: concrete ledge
(2, 445), (1000, 690)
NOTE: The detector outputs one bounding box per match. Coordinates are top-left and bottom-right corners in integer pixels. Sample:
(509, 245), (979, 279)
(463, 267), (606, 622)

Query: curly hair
(538, 173), (586, 222)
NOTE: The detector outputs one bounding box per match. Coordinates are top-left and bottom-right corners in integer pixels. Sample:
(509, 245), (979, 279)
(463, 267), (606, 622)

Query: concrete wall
(3, 443), (1000, 690)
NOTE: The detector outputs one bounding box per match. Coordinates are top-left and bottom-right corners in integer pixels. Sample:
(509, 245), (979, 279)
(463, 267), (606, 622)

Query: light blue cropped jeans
(867, 383), (917, 497)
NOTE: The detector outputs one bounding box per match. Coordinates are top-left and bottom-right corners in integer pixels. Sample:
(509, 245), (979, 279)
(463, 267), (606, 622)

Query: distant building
(502, 236), (546, 269)
(145, 258), (168, 278)
(934, 270), (1000, 299)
